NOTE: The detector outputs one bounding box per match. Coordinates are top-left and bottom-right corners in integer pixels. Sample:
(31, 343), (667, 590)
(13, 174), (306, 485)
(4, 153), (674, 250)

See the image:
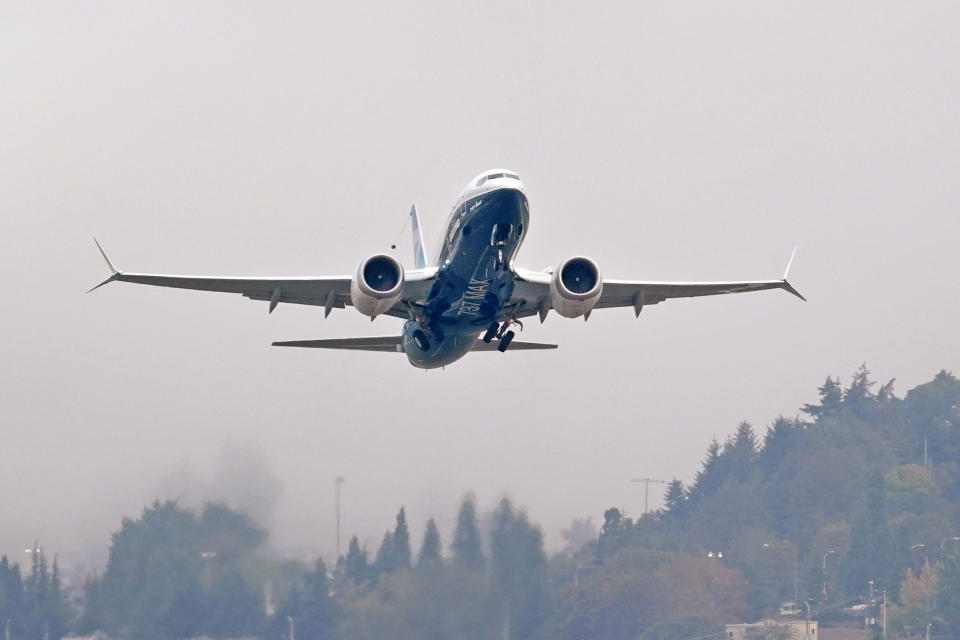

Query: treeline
(17, 366), (960, 639)
(577, 366), (960, 638)
(0, 546), (71, 640)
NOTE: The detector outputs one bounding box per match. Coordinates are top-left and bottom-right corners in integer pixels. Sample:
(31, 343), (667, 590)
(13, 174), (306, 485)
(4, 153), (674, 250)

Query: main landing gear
(483, 319), (522, 352)
(413, 329), (430, 351)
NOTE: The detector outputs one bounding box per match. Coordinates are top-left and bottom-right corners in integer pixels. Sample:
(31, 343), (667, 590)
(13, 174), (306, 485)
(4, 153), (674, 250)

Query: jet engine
(550, 256), (602, 318)
(351, 254), (405, 318)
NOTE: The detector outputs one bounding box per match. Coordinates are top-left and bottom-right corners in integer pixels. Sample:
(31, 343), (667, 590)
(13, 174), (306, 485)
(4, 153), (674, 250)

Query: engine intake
(550, 256), (602, 318)
(351, 254), (404, 317)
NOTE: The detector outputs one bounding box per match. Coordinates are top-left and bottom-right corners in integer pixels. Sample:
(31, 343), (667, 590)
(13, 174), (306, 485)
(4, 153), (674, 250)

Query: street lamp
(941, 536), (960, 557)
(764, 541), (799, 604)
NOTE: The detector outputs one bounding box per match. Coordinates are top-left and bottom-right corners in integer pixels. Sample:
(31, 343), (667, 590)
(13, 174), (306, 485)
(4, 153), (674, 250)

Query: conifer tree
(273, 559), (338, 640)
(418, 519), (442, 567)
(687, 438), (723, 504)
(374, 531), (395, 576)
(452, 496), (485, 569)
(491, 498), (547, 640)
(803, 376), (844, 418)
(392, 507), (411, 570)
(663, 479), (687, 518)
(725, 422), (758, 482)
(344, 536), (368, 584)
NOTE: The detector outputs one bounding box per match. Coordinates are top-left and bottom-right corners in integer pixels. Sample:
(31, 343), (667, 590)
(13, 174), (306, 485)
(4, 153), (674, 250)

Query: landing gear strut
(492, 318), (522, 352)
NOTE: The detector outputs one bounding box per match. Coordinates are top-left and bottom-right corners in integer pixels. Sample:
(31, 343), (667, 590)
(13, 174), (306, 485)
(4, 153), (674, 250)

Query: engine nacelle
(351, 254), (405, 318)
(550, 256), (603, 318)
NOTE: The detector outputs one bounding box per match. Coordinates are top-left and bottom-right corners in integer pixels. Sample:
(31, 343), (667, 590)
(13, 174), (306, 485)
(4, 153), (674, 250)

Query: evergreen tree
(417, 519), (442, 567)
(272, 559), (338, 640)
(725, 422), (758, 482)
(344, 536), (369, 584)
(74, 573), (104, 635)
(392, 507), (411, 570)
(841, 477), (898, 596)
(802, 376), (844, 418)
(0, 556), (24, 639)
(937, 553), (960, 635)
(452, 496), (484, 569)
(663, 479), (687, 518)
(757, 417), (805, 478)
(491, 498), (547, 640)
(374, 531), (395, 576)
(687, 438), (724, 505)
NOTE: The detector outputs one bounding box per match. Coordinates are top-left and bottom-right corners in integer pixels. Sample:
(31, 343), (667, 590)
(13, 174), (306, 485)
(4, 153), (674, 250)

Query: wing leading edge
(508, 248), (805, 320)
(88, 238), (436, 318)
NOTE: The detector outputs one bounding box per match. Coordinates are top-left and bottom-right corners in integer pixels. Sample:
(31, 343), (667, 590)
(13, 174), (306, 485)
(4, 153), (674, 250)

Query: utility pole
(335, 476), (345, 559)
(630, 478), (666, 514)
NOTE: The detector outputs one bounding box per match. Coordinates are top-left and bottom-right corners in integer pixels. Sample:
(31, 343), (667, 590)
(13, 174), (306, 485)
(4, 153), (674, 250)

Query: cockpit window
(478, 172), (520, 186)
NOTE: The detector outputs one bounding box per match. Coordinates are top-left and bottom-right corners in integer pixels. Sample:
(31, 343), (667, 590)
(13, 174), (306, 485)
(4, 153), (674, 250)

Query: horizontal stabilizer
(470, 340), (557, 351)
(272, 336), (559, 353)
(273, 337), (404, 352)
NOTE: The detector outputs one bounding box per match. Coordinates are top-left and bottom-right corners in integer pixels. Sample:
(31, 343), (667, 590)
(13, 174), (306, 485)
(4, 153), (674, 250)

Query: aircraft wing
(507, 249), (804, 320)
(88, 239), (437, 318)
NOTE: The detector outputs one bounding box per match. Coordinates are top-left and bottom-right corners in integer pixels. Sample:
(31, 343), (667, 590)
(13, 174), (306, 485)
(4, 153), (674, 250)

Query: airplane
(90, 169), (804, 369)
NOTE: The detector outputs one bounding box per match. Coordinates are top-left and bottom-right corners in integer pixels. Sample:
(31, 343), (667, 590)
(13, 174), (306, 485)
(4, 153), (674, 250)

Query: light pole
(630, 478), (666, 514)
(764, 541), (799, 604)
(941, 536), (960, 557)
(822, 550), (836, 600)
(335, 476), (345, 559)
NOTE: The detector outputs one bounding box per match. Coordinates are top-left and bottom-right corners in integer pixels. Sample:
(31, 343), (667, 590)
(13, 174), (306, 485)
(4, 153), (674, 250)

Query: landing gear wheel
(482, 322), (498, 343)
(413, 329), (431, 351)
(497, 330), (515, 352)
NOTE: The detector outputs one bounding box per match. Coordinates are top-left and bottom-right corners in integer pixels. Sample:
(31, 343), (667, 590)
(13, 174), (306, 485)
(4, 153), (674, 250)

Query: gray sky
(2, 1), (959, 569)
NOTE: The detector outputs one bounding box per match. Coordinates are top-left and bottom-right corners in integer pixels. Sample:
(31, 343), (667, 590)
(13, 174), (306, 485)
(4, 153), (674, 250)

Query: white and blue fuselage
(401, 170), (529, 368)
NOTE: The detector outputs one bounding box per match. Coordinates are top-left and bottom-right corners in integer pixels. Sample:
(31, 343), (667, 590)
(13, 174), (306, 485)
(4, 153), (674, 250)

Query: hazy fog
(2, 2), (959, 568)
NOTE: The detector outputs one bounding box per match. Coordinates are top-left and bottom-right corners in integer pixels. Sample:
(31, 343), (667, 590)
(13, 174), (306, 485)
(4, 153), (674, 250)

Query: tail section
(410, 205), (428, 269)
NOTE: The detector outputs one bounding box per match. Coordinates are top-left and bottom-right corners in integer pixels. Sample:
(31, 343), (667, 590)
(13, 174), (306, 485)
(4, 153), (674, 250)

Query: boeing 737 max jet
(91, 169), (804, 369)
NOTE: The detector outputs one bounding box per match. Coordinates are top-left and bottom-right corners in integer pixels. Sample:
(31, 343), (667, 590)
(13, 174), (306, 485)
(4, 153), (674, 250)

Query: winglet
(780, 245), (806, 301)
(410, 205), (428, 269)
(94, 237), (118, 273)
(88, 237), (121, 293)
(783, 245), (798, 280)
